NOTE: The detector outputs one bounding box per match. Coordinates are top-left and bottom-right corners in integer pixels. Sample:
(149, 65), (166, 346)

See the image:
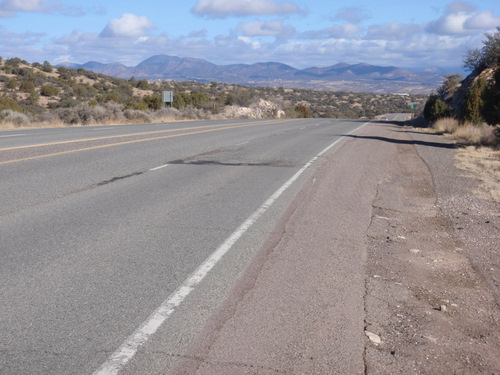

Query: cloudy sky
(1, 0), (499, 72)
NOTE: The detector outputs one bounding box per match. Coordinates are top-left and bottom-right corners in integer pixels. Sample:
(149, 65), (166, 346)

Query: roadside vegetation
(0, 56), (426, 129)
(422, 26), (500, 148)
(419, 26), (500, 203)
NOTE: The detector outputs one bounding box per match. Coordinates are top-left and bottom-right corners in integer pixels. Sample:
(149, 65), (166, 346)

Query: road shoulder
(364, 123), (500, 374)
(170, 121), (500, 374)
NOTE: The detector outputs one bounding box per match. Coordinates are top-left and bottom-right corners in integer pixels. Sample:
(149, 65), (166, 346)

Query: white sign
(162, 91), (173, 103)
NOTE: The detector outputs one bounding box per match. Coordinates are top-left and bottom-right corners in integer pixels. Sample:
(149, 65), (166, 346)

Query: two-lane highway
(0, 118), (367, 374)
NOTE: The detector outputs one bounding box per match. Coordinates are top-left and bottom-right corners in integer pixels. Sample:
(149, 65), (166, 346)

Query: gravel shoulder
(169, 121), (500, 374)
(365, 123), (500, 374)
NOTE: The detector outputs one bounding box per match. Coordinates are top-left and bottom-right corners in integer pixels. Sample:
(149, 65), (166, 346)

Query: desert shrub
(19, 81), (35, 93)
(54, 107), (80, 124)
(0, 97), (23, 112)
(25, 91), (40, 106)
(150, 107), (181, 122)
(225, 87), (254, 107)
(54, 103), (116, 125)
(182, 106), (210, 120)
(294, 104), (311, 118)
(137, 79), (150, 90)
(123, 109), (152, 123)
(0, 109), (30, 127)
(103, 102), (125, 122)
(33, 111), (60, 125)
(40, 84), (58, 96)
(6, 79), (17, 89)
(141, 95), (163, 110)
(5, 58), (22, 68)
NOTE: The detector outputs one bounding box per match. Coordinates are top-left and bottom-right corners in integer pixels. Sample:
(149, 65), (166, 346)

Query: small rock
(439, 305), (447, 312)
(365, 331), (382, 345)
(409, 249), (420, 254)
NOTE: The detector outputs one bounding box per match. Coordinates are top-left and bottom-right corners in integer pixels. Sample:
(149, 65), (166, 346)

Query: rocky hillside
(424, 27), (500, 127)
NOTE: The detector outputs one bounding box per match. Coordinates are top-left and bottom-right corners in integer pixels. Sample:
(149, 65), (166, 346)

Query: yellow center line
(0, 119), (296, 166)
(0, 119), (287, 152)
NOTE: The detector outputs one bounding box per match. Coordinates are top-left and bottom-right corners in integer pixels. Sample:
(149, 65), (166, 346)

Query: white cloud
(192, 0), (303, 18)
(0, 0), (104, 17)
(426, 1), (500, 35)
(334, 7), (371, 24)
(365, 21), (423, 40)
(100, 14), (156, 38)
(238, 36), (261, 49)
(0, 0), (48, 12)
(238, 19), (295, 38)
(464, 10), (500, 30)
(300, 24), (362, 39)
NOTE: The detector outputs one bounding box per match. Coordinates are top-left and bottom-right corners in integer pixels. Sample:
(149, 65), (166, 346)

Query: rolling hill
(62, 55), (443, 94)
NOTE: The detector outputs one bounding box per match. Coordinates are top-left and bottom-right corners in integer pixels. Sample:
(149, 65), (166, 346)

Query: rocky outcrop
(450, 65), (497, 119)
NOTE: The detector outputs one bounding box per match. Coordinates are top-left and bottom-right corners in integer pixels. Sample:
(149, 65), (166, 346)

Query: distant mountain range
(61, 54), (444, 94)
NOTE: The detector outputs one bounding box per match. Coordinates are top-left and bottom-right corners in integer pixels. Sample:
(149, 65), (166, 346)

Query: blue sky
(1, 0), (499, 71)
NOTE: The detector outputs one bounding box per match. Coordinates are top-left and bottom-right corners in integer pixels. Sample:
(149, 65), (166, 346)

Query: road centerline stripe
(0, 134), (26, 138)
(0, 120), (295, 165)
(0, 119), (288, 152)
(92, 121), (370, 375)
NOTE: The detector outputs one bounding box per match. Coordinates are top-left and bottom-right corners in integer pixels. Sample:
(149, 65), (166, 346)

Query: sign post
(162, 91), (174, 107)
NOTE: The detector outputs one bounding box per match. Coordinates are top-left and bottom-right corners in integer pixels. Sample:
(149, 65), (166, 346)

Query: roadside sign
(162, 91), (173, 103)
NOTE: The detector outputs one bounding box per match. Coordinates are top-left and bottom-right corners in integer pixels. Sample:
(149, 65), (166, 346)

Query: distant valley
(62, 55), (444, 94)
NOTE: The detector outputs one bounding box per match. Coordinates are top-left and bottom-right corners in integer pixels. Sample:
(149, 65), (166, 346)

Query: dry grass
(425, 118), (500, 204)
(432, 117), (499, 147)
(455, 146), (500, 204)
(453, 125), (497, 145)
(433, 117), (460, 133)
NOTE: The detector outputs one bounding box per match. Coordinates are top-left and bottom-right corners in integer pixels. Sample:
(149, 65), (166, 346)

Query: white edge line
(149, 164), (169, 171)
(92, 121), (370, 375)
(235, 141), (249, 146)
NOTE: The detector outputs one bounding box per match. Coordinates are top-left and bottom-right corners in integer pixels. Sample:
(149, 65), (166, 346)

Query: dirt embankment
(365, 124), (500, 374)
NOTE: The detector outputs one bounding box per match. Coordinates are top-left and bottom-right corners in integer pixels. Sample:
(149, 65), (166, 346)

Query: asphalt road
(0, 118), (368, 374)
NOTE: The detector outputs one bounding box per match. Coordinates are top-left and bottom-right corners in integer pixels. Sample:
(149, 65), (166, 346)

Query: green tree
(462, 78), (487, 124)
(482, 67), (500, 125)
(423, 94), (452, 122)
(464, 26), (500, 71)
(42, 61), (53, 73)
